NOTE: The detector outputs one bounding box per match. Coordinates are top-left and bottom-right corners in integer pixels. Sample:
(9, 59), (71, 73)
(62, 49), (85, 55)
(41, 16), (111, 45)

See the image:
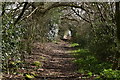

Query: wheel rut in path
(30, 42), (81, 80)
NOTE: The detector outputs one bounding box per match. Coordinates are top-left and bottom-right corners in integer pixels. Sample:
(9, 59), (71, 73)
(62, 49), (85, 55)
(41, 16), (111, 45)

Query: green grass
(70, 43), (79, 47)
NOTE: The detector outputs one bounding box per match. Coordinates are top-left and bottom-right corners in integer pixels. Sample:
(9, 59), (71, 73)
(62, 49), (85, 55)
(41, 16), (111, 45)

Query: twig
(26, 7), (38, 18)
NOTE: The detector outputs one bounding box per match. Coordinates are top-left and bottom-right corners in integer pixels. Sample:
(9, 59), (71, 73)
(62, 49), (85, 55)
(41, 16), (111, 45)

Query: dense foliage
(1, 2), (120, 79)
(70, 2), (120, 79)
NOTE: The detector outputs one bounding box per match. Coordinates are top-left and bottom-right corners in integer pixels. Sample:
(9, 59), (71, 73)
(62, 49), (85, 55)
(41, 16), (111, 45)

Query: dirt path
(27, 41), (82, 80)
(2, 41), (94, 80)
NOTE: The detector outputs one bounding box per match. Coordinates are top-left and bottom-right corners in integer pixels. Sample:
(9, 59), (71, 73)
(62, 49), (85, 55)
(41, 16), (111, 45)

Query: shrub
(72, 49), (112, 74)
(100, 69), (120, 79)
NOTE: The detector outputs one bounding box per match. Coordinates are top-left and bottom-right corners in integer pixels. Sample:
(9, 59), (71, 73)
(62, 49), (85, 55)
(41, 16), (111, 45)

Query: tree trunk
(116, 2), (120, 42)
(112, 2), (120, 70)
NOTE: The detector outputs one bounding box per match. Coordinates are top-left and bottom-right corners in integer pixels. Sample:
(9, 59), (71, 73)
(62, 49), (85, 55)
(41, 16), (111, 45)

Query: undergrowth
(70, 43), (120, 79)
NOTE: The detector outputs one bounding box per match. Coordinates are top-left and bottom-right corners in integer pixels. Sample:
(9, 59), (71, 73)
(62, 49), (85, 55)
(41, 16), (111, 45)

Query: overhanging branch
(71, 8), (91, 23)
(14, 2), (28, 25)
(41, 2), (87, 14)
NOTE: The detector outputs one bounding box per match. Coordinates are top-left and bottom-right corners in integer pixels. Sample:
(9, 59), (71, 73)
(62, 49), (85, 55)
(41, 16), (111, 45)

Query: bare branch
(71, 8), (91, 23)
(14, 2), (28, 25)
(96, 3), (106, 22)
(1, 2), (6, 16)
(26, 7), (38, 18)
